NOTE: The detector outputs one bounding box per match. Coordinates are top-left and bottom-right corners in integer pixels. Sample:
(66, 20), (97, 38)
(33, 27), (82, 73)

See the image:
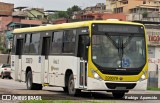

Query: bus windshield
(92, 24), (146, 69)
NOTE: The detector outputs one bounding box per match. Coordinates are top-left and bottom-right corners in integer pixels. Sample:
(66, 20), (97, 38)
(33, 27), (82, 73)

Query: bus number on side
(26, 58), (33, 64)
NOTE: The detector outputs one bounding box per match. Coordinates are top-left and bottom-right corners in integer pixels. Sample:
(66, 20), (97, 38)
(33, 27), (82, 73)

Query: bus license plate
(105, 76), (118, 81)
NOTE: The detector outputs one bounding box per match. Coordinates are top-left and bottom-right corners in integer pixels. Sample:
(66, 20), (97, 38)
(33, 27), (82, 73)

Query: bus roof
(12, 20), (144, 34)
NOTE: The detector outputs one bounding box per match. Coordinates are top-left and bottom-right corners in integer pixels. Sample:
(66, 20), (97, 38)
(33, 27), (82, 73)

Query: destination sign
(93, 24), (144, 33)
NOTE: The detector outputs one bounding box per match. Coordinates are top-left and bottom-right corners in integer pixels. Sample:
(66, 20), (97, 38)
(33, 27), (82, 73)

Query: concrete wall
(0, 54), (10, 64)
(0, 2), (14, 16)
(103, 13), (126, 21)
(0, 17), (12, 31)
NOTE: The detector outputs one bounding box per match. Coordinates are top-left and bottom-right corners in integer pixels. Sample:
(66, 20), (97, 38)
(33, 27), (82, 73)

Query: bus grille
(105, 83), (136, 89)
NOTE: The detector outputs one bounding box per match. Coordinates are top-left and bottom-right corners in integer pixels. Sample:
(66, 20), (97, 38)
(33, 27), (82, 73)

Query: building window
(114, 7), (123, 13)
(143, 1), (146, 4)
(37, 15), (42, 19)
(123, 1), (128, 4)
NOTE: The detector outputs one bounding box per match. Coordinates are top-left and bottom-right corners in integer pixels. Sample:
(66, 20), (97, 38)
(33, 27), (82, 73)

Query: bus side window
(24, 34), (30, 54)
(62, 30), (76, 53)
(51, 31), (63, 54)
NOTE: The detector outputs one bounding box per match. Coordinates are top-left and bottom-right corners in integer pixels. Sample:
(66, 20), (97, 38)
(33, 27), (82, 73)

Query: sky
(1, 0), (106, 10)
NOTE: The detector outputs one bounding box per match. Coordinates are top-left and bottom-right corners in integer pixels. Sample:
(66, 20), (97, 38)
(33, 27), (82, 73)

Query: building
(107, 0), (160, 21)
(72, 3), (126, 21)
(107, 0), (160, 13)
(26, 8), (45, 20)
(84, 3), (106, 13)
(13, 7), (48, 24)
(0, 2), (14, 16)
(81, 12), (126, 21)
(12, 7), (28, 19)
(145, 23), (160, 88)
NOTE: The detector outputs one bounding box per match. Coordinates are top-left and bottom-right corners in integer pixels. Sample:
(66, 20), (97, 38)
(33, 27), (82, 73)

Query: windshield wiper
(123, 34), (133, 48)
(121, 38), (124, 57)
(105, 33), (119, 50)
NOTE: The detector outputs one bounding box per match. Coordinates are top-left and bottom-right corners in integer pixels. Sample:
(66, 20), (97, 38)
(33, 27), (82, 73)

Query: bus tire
(112, 92), (125, 99)
(68, 74), (81, 96)
(36, 84), (42, 90)
(26, 71), (42, 90)
(26, 71), (35, 90)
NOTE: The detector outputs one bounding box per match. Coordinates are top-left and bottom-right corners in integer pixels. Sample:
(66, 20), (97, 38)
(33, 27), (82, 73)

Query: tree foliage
(57, 11), (69, 18)
(67, 5), (81, 18)
(48, 5), (82, 21)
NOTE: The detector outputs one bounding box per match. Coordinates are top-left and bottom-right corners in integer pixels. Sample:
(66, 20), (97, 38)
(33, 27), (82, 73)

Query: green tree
(48, 11), (68, 20)
(57, 11), (69, 18)
(47, 5), (81, 21)
(67, 5), (81, 18)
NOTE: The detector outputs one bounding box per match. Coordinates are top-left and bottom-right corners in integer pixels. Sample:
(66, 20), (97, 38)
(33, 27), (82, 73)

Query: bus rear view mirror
(84, 36), (90, 46)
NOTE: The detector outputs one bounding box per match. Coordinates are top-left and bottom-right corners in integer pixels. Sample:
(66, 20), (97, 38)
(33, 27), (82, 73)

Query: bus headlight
(91, 69), (102, 81)
(139, 71), (147, 82)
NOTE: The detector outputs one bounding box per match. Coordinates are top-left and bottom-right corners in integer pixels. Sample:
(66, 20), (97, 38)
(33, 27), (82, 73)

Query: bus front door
(16, 39), (23, 81)
(41, 37), (50, 83)
(78, 35), (89, 88)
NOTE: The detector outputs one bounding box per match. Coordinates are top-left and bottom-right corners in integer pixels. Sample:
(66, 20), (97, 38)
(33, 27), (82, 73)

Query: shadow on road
(41, 90), (124, 100)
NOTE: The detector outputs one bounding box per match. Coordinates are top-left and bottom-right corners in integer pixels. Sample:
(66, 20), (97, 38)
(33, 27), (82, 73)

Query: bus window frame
(13, 33), (25, 55)
(50, 30), (63, 55)
(23, 33), (31, 54)
(12, 34), (17, 55)
(40, 31), (52, 56)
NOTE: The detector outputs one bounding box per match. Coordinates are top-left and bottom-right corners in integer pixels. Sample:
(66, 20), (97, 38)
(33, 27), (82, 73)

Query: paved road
(0, 78), (160, 103)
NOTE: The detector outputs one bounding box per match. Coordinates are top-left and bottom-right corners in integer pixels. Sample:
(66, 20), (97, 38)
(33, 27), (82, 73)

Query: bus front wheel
(112, 92), (125, 98)
(68, 74), (81, 96)
(26, 71), (42, 90)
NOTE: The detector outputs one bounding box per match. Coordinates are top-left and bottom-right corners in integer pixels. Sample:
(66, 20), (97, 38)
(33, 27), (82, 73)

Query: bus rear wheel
(26, 71), (42, 90)
(68, 74), (81, 96)
(112, 92), (125, 99)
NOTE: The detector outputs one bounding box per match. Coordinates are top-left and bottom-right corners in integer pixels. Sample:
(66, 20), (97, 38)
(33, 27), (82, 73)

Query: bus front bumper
(87, 77), (147, 91)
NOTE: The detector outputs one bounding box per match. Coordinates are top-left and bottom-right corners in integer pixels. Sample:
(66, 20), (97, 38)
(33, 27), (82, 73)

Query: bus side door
(41, 36), (51, 83)
(78, 34), (90, 88)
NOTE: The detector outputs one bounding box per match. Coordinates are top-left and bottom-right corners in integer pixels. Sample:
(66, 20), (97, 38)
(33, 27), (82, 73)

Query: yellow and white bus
(11, 20), (148, 98)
